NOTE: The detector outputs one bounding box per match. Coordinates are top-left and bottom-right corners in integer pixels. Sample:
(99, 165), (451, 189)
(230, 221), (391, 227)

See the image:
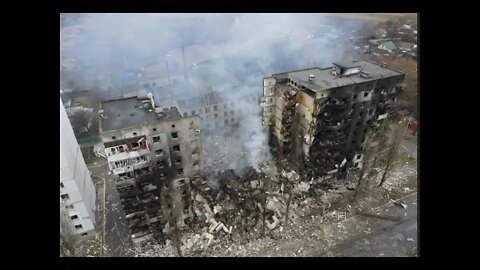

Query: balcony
(108, 148), (150, 162)
(112, 160), (151, 175)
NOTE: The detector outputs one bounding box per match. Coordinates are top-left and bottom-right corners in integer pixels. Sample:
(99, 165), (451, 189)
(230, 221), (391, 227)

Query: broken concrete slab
(257, 203), (264, 213)
(281, 170), (300, 182)
(204, 203), (214, 217)
(213, 205), (222, 215)
(294, 182), (310, 193)
(195, 194), (208, 204)
(215, 223), (229, 233)
(266, 216), (280, 230)
(266, 200), (278, 212)
(208, 219), (219, 233)
(201, 232), (214, 249)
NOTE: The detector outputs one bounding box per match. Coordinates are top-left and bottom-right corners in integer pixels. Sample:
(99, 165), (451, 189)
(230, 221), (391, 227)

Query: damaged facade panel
(99, 94), (204, 246)
(261, 60), (405, 176)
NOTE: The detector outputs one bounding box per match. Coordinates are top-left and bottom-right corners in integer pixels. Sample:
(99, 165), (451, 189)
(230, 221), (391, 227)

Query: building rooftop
(332, 61), (361, 69)
(100, 96), (181, 132)
(273, 60), (403, 92)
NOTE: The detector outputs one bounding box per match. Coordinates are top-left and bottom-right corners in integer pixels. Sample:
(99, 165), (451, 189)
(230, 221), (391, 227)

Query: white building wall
(60, 99), (96, 239)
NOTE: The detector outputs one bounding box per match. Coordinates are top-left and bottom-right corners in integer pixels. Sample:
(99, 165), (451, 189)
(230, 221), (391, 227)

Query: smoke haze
(60, 13), (370, 173)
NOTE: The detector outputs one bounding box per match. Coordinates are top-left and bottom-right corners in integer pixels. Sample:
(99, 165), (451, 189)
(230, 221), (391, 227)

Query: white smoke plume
(61, 13), (371, 173)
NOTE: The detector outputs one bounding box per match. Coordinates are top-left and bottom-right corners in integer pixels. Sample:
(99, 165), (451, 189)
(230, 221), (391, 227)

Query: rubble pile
(135, 155), (415, 256)
(160, 161), (358, 256)
(376, 163), (417, 192)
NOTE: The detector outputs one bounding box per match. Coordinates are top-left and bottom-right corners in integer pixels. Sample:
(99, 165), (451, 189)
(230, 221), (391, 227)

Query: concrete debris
(257, 203), (264, 213)
(195, 194), (208, 204)
(110, 141), (416, 257)
(394, 202), (408, 209)
(208, 218), (219, 233)
(193, 205), (203, 219)
(266, 216), (280, 230)
(294, 182), (310, 193)
(281, 170), (300, 182)
(215, 223), (229, 233)
(213, 205), (222, 214)
(204, 203), (214, 217)
(202, 233), (214, 249)
(266, 199), (278, 212)
(185, 234), (201, 249)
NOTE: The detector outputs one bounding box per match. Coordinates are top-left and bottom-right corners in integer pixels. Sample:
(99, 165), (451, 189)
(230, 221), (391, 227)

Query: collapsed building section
(261, 60), (405, 177)
(99, 94), (204, 246)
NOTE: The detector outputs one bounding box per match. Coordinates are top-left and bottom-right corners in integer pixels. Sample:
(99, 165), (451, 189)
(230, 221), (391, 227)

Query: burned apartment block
(98, 93), (204, 245)
(174, 89), (259, 134)
(176, 90), (226, 133)
(261, 60), (405, 176)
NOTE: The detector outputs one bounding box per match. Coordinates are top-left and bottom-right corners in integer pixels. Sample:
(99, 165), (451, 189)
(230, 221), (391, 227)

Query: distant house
(368, 38), (392, 46)
(374, 28), (388, 39)
(378, 41), (397, 52)
(395, 40), (416, 51)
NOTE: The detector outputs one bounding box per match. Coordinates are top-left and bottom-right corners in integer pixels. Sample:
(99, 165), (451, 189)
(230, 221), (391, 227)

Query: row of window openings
(186, 101), (245, 113)
(185, 109), (239, 118)
(113, 155), (149, 169)
(324, 108), (373, 118)
(158, 168), (184, 178)
(111, 128), (179, 140)
(152, 132), (178, 143)
(204, 118), (235, 128)
(155, 144), (180, 156)
(157, 157), (199, 171)
(323, 91), (370, 103)
(110, 143), (141, 155)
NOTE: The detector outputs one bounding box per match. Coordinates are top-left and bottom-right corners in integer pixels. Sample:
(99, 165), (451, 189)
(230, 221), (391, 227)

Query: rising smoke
(60, 13), (370, 174)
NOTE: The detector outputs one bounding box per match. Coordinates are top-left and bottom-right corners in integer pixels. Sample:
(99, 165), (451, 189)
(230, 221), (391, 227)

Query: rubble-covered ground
(133, 149), (417, 257)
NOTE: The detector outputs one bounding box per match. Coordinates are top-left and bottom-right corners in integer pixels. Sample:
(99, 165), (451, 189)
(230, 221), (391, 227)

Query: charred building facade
(99, 94), (204, 245)
(261, 60), (405, 175)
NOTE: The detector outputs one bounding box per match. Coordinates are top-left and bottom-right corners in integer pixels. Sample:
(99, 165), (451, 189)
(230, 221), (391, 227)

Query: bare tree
(353, 137), (374, 200)
(378, 123), (403, 187)
(60, 207), (76, 256)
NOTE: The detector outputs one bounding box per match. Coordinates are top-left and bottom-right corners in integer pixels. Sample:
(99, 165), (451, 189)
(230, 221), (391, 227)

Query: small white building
(60, 99), (96, 241)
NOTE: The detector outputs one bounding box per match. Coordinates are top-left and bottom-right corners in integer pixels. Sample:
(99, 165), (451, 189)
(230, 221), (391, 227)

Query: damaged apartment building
(98, 93), (204, 246)
(261, 60), (405, 177)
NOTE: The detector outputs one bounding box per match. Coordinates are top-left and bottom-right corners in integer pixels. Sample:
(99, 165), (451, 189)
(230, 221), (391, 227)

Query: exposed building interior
(261, 60), (405, 177)
(98, 94), (203, 246)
